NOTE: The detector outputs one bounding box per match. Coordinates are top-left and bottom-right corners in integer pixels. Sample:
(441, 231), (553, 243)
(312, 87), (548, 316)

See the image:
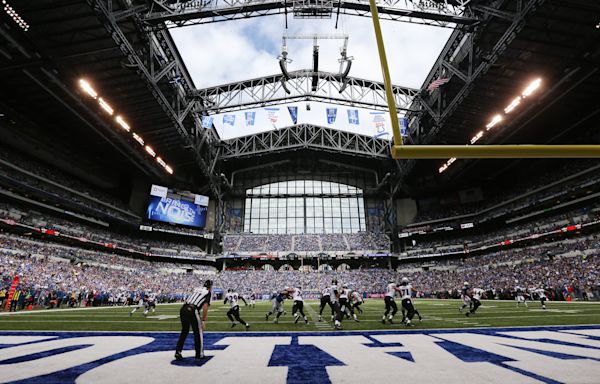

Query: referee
(174, 279), (212, 361)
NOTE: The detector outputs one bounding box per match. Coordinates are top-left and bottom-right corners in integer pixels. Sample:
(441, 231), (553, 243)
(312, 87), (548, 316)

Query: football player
(225, 288), (250, 329)
(318, 286), (333, 322)
(143, 291), (156, 316)
(515, 282), (528, 307)
(399, 277), (418, 326)
(350, 290), (363, 316)
(266, 288), (292, 324)
(533, 286), (548, 309)
(129, 292), (145, 317)
(329, 279), (344, 330)
(459, 282), (472, 313)
(291, 286), (309, 324)
(466, 287), (485, 316)
(382, 280), (401, 324)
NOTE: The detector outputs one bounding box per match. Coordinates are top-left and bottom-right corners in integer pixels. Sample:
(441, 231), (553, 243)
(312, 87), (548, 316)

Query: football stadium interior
(0, 0), (599, 383)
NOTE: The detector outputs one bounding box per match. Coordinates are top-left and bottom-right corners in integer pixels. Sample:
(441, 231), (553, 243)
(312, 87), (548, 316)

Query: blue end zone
(0, 325), (598, 384)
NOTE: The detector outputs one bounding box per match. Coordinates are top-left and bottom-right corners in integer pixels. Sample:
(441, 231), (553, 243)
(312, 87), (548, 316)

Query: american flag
(427, 77), (450, 93)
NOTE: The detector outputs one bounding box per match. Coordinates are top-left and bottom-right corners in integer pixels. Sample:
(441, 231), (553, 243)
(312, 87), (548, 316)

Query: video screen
(146, 196), (207, 228)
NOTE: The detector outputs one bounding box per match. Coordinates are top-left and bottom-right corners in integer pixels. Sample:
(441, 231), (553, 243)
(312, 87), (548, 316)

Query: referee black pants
(176, 304), (203, 357)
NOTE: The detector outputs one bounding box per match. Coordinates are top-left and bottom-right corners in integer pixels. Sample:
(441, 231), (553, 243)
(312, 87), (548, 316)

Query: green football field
(1, 299), (599, 332)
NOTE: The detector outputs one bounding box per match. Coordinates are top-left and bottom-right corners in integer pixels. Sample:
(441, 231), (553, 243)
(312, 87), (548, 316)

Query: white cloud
(170, 15), (453, 138)
(171, 16), (452, 89)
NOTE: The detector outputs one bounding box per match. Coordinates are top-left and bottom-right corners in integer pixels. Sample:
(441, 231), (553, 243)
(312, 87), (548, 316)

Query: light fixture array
(78, 79), (174, 175)
(439, 78), (542, 173)
(2, 1), (29, 31)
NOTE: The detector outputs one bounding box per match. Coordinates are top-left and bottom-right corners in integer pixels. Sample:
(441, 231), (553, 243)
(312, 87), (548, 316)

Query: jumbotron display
(146, 196), (207, 228)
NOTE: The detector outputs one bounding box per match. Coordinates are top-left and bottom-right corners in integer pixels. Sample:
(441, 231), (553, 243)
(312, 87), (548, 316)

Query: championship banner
(200, 116), (214, 129)
(347, 109), (359, 125)
(223, 114), (235, 127)
(287, 106), (298, 125)
(244, 111), (256, 127)
(400, 117), (408, 137)
(326, 108), (337, 124)
(264, 107), (280, 128)
(4, 274), (19, 311)
(371, 111), (388, 138)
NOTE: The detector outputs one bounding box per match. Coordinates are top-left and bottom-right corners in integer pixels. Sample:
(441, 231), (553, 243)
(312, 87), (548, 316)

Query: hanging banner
(347, 109), (359, 125)
(287, 106), (298, 125)
(244, 111), (256, 127)
(400, 117), (408, 137)
(201, 116), (214, 129)
(326, 108), (337, 124)
(264, 107), (280, 128)
(371, 111), (389, 139)
(4, 274), (19, 311)
(223, 114), (236, 127)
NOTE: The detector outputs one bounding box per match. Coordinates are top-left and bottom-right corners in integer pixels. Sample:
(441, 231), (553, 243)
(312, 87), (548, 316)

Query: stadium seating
(409, 160), (600, 226)
(223, 232), (390, 253)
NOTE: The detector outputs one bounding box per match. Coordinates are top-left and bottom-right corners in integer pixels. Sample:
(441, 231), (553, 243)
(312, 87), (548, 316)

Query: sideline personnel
(174, 279), (212, 360)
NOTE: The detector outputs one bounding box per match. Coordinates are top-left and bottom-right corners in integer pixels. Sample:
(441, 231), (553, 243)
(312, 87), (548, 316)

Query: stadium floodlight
(98, 98), (114, 115)
(485, 114), (502, 130)
(165, 165), (174, 175)
(115, 116), (130, 132)
(470, 131), (484, 144)
(132, 133), (144, 146)
(522, 78), (542, 97)
(156, 157), (167, 167)
(3, 1), (29, 31)
(79, 79), (98, 99)
(504, 96), (521, 114)
(145, 145), (156, 157)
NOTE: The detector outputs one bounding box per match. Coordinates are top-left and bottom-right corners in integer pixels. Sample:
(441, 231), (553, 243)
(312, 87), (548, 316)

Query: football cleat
(245, 323), (250, 330)
(231, 323), (236, 328)
(174, 352), (183, 361)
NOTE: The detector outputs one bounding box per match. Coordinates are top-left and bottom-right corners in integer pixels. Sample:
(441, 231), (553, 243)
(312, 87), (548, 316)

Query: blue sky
(170, 14), (453, 137)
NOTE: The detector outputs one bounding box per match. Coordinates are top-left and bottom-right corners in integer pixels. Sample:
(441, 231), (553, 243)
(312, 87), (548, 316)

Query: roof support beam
(194, 70), (419, 114)
(141, 0), (478, 28)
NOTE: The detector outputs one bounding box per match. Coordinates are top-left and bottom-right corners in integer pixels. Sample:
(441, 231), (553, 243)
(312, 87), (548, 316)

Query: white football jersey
(322, 287), (330, 297)
(399, 284), (412, 300)
(535, 288), (546, 298)
(329, 285), (339, 303)
(385, 283), (397, 298)
(472, 288), (484, 300)
(340, 288), (349, 299)
(227, 292), (240, 308)
(292, 288), (303, 302)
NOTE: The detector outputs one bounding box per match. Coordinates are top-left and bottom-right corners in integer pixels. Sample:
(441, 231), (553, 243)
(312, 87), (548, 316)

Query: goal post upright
(368, 0), (600, 160)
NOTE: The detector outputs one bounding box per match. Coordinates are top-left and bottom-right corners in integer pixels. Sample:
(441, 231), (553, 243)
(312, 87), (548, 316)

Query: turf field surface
(1, 299), (599, 332)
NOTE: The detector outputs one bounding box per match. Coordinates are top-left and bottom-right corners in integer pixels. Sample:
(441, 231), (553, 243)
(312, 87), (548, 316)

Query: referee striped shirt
(185, 287), (211, 309)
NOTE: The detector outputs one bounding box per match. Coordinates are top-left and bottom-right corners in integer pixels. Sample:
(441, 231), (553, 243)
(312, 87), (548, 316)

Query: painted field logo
(0, 326), (599, 383)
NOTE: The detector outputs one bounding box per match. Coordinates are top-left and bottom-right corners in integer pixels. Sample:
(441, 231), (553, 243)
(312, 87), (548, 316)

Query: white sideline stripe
(0, 303), (177, 316)
(0, 323), (599, 334)
(1, 313), (597, 324)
